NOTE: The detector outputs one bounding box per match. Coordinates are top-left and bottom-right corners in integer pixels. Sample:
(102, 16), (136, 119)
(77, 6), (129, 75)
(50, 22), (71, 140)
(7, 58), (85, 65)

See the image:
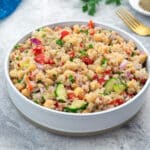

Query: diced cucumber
(104, 78), (126, 94)
(54, 83), (67, 102)
(104, 78), (118, 94)
(113, 84), (126, 94)
(64, 100), (88, 113)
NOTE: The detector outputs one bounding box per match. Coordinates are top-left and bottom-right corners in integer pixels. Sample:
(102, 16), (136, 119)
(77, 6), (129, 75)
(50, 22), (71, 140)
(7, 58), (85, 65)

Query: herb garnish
(69, 75), (75, 83)
(56, 39), (64, 46)
(81, 0), (122, 16)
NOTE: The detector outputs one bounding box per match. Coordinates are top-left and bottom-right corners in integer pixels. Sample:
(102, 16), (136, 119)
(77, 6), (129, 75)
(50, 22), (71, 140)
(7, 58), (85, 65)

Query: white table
(0, 0), (150, 149)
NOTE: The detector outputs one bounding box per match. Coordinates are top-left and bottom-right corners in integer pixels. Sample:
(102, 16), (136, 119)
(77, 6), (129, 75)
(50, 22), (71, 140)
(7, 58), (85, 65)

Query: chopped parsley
(14, 44), (20, 49)
(69, 75), (75, 83)
(45, 85), (49, 90)
(79, 49), (87, 56)
(131, 51), (136, 57)
(101, 58), (108, 67)
(34, 100), (39, 104)
(89, 44), (94, 49)
(81, 0), (122, 16)
(56, 39), (64, 46)
(70, 58), (74, 62)
(16, 57), (20, 60)
(53, 74), (57, 79)
(80, 29), (88, 35)
(41, 96), (46, 103)
(42, 34), (46, 38)
(25, 50), (28, 53)
(17, 79), (22, 83)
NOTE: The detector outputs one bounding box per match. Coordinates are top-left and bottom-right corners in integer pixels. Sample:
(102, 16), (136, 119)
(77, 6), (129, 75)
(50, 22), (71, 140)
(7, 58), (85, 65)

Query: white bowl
(5, 21), (150, 135)
(129, 0), (150, 16)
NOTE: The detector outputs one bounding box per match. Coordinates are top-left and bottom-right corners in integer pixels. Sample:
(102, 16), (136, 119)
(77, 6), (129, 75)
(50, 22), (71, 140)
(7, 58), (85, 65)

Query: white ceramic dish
(5, 21), (150, 135)
(129, 0), (150, 16)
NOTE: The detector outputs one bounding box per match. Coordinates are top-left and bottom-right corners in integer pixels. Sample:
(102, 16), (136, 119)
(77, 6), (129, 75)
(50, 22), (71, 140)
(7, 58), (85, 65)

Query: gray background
(0, 0), (150, 150)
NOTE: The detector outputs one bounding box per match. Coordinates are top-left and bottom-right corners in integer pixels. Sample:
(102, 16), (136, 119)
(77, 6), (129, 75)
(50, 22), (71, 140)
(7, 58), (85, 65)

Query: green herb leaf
(131, 51), (135, 57)
(105, 0), (121, 5)
(70, 58), (74, 62)
(16, 57), (20, 60)
(17, 79), (22, 83)
(79, 49), (87, 56)
(56, 39), (64, 46)
(81, 0), (121, 16)
(82, 4), (88, 12)
(41, 96), (46, 103)
(69, 75), (75, 83)
(101, 58), (108, 66)
(80, 29), (89, 35)
(14, 44), (21, 49)
(89, 44), (94, 49)
(34, 100), (39, 104)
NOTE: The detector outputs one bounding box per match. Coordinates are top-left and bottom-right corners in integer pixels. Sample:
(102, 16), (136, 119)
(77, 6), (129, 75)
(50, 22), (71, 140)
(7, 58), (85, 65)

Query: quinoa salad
(9, 21), (148, 113)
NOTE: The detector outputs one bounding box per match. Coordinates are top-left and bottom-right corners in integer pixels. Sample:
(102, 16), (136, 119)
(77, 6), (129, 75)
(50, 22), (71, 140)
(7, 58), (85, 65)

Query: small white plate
(129, 0), (150, 16)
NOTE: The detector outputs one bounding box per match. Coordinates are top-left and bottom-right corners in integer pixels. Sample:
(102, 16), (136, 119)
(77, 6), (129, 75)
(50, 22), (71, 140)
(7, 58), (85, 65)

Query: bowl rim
(129, 0), (150, 16)
(5, 21), (150, 117)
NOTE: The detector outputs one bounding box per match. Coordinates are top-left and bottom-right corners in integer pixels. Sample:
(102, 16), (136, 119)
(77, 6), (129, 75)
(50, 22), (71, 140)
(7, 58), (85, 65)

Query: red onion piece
(120, 60), (128, 70)
(30, 38), (41, 45)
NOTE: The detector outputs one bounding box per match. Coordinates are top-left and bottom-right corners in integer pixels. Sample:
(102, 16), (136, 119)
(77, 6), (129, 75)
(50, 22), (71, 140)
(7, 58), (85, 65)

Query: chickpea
(74, 87), (84, 97)
(15, 83), (25, 91)
(43, 100), (55, 108)
(21, 88), (30, 97)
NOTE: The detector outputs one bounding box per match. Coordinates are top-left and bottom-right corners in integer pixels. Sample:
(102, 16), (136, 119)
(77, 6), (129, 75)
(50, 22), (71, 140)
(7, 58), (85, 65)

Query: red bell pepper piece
(45, 58), (55, 65)
(81, 57), (94, 65)
(60, 30), (69, 39)
(33, 45), (43, 56)
(67, 92), (76, 99)
(34, 53), (45, 64)
(109, 99), (124, 105)
(88, 20), (95, 28)
(68, 51), (75, 58)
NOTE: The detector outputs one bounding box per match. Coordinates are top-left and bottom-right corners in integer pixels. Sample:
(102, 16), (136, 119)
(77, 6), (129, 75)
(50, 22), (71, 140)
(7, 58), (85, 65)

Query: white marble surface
(0, 0), (150, 149)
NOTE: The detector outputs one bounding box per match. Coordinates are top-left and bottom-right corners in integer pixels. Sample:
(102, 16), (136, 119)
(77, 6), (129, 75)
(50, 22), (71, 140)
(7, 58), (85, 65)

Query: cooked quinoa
(9, 21), (148, 113)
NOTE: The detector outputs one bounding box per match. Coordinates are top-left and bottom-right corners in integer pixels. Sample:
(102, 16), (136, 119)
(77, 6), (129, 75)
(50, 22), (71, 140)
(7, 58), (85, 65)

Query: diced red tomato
(61, 62), (65, 66)
(90, 29), (95, 35)
(98, 77), (105, 84)
(81, 57), (94, 65)
(34, 53), (45, 64)
(19, 47), (25, 52)
(93, 74), (99, 80)
(25, 76), (33, 92)
(88, 20), (94, 28)
(67, 92), (76, 99)
(78, 95), (84, 100)
(68, 51), (75, 58)
(33, 45), (43, 56)
(109, 99), (124, 105)
(104, 70), (111, 75)
(128, 93), (135, 97)
(45, 58), (55, 65)
(93, 74), (105, 84)
(54, 102), (59, 108)
(140, 79), (147, 85)
(29, 72), (35, 80)
(80, 42), (83, 47)
(60, 30), (69, 39)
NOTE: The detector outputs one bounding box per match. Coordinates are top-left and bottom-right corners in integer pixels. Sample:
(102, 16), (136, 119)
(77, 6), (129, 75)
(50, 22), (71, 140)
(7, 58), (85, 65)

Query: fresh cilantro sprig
(105, 0), (121, 5)
(81, 0), (122, 16)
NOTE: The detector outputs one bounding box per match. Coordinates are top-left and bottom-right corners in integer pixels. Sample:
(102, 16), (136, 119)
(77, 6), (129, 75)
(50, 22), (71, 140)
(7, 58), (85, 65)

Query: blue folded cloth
(0, 0), (21, 19)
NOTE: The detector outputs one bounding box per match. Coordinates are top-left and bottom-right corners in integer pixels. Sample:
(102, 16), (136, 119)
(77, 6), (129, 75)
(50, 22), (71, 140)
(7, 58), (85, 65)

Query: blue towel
(0, 0), (21, 19)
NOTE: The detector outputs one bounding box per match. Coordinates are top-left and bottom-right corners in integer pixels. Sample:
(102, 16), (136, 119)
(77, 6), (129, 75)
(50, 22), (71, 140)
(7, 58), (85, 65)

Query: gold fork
(116, 7), (150, 36)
